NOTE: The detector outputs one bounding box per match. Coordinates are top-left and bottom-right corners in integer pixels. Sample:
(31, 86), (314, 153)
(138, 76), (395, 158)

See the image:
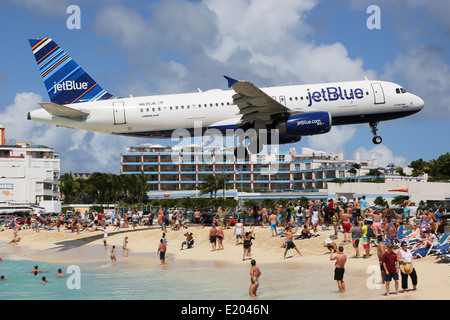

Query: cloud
(382, 45), (450, 117)
(8, 0), (73, 16)
(354, 144), (408, 167)
(306, 126), (357, 155)
(94, 0), (376, 94)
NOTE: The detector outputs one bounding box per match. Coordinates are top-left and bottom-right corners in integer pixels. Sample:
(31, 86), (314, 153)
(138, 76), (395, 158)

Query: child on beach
(110, 245), (116, 264)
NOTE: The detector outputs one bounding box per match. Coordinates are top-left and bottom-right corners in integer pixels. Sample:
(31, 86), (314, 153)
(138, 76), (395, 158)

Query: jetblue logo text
(53, 80), (88, 93)
(296, 119), (323, 126)
(307, 86), (364, 107)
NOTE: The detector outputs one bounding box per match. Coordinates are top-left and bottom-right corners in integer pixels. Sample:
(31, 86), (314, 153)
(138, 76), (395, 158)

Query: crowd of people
(0, 196), (448, 298)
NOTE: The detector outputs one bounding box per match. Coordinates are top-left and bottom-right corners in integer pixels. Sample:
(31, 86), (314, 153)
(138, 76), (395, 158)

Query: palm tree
(217, 175), (231, 199)
(198, 174), (221, 198)
(59, 172), (79, 204)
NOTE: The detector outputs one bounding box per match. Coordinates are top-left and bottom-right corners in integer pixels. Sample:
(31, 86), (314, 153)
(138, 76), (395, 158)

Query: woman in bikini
(122, 236), (129, 257)
(217, 228), (224, 250)
(249, 259), (261, 297)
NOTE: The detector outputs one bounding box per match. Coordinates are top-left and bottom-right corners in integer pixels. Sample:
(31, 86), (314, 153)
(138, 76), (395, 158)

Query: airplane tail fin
(28, 38), (117, 105)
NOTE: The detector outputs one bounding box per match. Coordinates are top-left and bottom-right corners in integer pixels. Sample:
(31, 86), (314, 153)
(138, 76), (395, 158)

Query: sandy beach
(0, 223), (448, 300)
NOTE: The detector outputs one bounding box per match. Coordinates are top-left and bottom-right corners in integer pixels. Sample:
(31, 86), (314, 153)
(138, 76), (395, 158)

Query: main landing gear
(370, 122), (382, 144)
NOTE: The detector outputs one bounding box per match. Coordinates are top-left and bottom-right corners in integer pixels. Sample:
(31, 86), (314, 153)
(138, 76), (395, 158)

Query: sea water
(0, 243), (381, 301)
(0, 252), (347, 300)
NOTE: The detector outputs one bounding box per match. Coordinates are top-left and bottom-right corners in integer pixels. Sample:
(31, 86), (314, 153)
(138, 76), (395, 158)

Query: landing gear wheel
(369, 122), (382, 145)
(372, 136), (382, 144)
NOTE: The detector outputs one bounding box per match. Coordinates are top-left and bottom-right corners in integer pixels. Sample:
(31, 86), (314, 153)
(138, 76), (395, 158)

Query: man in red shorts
(340, 208), (352, 242)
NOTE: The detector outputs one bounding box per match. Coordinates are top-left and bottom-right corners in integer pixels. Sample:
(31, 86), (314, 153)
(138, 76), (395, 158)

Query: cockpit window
(400, 88), (407, 93)
(396, 88), (400, 94)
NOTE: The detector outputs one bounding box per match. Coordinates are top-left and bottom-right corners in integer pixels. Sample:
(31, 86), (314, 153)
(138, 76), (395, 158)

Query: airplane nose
(416, 96), (424, 110)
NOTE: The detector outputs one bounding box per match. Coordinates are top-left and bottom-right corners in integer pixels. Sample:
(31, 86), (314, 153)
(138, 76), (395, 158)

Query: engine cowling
(277, 111), (332, 136)
(278, 135), (302, 144)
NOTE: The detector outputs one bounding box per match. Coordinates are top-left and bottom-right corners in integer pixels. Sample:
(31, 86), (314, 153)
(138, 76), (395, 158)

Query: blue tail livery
(29, 38), (117, 104)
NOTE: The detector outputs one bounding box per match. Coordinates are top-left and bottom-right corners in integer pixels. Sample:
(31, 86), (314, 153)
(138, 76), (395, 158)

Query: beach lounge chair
(401, 228), (420, 240)
(435, 252), (450, 261)
(398, 229), (413, 239)
(413, 233), (450, 258)
(412, 247), (431, 258)
(430, 243), (450, 255)
(396, 225), (404, 239)
(428, 233), (450, 255)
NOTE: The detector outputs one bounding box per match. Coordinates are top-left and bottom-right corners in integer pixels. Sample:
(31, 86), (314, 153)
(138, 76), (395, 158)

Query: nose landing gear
(370, 122), (382, 144)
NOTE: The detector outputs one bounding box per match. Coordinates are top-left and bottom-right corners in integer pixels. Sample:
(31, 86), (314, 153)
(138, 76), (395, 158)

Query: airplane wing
(38, 102), (89, 118)
(224, 76), (290, 127)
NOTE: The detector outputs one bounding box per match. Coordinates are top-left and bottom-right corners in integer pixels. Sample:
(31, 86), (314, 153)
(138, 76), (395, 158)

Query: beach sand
(0, 223), (448, 300)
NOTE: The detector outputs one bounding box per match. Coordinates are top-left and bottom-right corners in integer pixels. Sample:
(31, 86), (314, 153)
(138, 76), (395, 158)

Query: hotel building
(0, 127), (60, 211)
(120, 144), (388, 193)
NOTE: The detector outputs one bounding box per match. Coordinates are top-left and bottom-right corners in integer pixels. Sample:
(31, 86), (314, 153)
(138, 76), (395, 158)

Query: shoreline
(0, 224), (448, 300)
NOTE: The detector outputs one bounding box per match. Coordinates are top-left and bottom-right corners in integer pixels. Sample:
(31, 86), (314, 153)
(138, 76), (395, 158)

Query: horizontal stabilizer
(38, 102), (89, 117)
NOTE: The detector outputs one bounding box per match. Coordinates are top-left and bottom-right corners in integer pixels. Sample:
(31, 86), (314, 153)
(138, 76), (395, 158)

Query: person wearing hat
(397, 241), (418, 293)
(381, 242), (399, 296)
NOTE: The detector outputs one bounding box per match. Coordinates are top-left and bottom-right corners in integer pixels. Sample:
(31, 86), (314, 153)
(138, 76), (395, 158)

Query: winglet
(224, 75), (238, 88)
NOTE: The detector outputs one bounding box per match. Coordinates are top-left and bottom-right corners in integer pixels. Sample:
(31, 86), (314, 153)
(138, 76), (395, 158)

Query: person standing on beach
(243, 227), (255, 261)
(122, 236), (129, 257)
(209, 224), (218, 251)
(361, 220), (371, 258)
(351, 221), (362, 258)
(193, 209), (201, 229)
(217, 227), (225, 250)
(330, 246), (347, 293)
(157, 239), (167, 265)
(161, 213), (167, 233)
(397, 241), (418, 293)
(282, 226), (302, 259)
(377, 235), (386, 284)
(110, 246), (117, 264)
(249, 259), (261, 297)
(261, 206), (268, 228)
(341, 209), (352, 242)
(103, 227), (108, 247)
(268, 210), (278, 237)
(234, 219), (244, 245)
(381, 243), (399, 296)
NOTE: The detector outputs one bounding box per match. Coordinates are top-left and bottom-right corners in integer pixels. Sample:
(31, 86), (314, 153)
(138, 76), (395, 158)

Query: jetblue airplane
(27, 38), (424, 154)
